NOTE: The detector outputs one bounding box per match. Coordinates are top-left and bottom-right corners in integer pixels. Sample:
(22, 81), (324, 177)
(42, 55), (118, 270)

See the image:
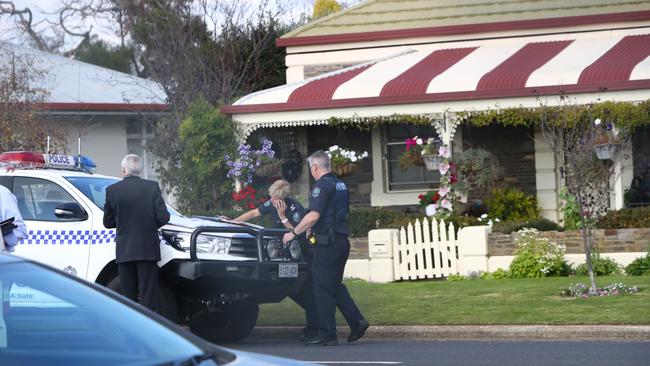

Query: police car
(0, 151), (309, 343)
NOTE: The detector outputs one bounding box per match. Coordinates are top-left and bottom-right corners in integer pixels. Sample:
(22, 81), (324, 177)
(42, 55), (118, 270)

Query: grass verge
(258, 275), (650, 326)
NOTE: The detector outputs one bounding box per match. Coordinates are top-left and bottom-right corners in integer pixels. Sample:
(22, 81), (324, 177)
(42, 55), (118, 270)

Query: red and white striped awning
(223, 29), (650, 116)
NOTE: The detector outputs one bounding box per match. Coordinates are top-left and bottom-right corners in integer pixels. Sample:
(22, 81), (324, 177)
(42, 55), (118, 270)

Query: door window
(12, 177), (80, 221)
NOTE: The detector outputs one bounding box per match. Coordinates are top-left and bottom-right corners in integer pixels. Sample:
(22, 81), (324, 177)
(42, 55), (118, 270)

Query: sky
(3, 0), (362, 49)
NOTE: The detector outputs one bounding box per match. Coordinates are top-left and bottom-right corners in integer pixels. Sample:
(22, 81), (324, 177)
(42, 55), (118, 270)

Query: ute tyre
(104, 272), (178, 322)
(189, 303), (259, 343)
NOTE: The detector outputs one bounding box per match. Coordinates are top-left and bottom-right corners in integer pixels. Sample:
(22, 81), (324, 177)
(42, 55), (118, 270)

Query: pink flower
(438, 186), (450, 197)
(438, 163), (450, 175)
(440, 199), (452, 210)
(438, 145), (451, 158)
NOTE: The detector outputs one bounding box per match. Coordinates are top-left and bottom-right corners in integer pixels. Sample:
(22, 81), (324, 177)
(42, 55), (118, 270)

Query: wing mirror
(55, 203), (88, 220)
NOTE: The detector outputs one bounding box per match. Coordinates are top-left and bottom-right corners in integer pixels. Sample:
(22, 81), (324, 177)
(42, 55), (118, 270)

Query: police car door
(11, 176), (92, 278)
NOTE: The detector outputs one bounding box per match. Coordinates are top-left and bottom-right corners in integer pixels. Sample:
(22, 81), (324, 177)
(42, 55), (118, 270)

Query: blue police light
(73, 155), (97, 172)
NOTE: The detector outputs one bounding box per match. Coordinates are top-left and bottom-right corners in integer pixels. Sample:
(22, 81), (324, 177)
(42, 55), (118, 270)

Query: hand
(282, 231), (295, 244)
(274, 200), (287, 218)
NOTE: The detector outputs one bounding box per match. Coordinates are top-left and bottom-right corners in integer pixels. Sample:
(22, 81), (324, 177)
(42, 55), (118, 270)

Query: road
(228, 339), (650, 366)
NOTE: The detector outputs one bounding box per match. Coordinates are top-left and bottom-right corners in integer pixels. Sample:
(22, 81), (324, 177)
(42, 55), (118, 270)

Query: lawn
(258, 275), (650, 326)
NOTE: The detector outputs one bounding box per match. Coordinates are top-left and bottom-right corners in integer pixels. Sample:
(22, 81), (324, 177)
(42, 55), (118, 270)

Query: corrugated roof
(0, 43), (167, 111)
(280, 0), (650, 44)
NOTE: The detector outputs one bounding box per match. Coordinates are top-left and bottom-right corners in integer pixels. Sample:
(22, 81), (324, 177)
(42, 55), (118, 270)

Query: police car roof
(0, 167), (118, 180)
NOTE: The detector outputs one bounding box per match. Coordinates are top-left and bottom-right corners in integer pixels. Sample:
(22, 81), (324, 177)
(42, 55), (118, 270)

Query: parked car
(0, 152), (309, 342)
(0, 253), (309, 365)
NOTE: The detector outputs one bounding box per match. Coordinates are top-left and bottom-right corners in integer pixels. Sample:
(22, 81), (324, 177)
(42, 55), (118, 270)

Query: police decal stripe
(20, 230), (117, 245)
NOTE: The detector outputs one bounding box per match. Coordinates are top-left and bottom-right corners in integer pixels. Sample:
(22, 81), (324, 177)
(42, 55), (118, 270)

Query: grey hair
(268, 179), (291, 200)
(121, 154), (142, 175)
(308, 150), (331, 171)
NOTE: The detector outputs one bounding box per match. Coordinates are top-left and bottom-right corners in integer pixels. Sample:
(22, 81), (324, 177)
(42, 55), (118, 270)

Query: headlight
(266, 239), (281, 259)
(287, 240), (301, 260)
(162, 231), (231, 254)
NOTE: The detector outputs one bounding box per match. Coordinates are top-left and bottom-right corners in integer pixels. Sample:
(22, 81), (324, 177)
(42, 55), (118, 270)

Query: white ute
(0, 152), (309, 342)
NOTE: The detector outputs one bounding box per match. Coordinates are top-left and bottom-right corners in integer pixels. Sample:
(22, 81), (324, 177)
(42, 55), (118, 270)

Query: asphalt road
(228, 339), (650, 366)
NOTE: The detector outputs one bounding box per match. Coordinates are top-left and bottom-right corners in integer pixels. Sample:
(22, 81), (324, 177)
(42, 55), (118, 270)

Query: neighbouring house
(1, 43), (168, 180)
(222, 0), (650, 222)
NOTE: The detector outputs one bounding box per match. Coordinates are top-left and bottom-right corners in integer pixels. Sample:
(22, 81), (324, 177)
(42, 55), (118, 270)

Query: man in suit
(103, 154), (170, 312)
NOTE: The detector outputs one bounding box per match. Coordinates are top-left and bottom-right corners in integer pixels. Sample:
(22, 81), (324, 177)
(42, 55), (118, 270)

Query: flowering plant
(592, 118), (622, 145)
(560, 282), (638, 298)
(399, 136), (425, 170)
(231, 185), (266, 209)
(224, 139), (276, 186)
(327, 145), (368, 166)
(418, 191), (441, 207)
(421, 137), (440, 157)
(423, 143), (458, 219)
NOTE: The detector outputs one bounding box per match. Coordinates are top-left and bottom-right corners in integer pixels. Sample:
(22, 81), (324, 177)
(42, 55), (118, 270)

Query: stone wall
(307, 125), (373, 206)
(488, 228), (650, 256)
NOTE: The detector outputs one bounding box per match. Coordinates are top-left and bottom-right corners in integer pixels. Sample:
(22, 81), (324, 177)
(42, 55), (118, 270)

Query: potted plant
(327, 145), (369, 177)
(592, 118), (622, 160)
(398, 136), (425, 170)
(421, 137), (442, 171)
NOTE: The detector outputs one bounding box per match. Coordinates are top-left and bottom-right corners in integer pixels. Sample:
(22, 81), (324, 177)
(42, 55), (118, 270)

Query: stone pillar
(610, 142), (634, 210)
(534, 131), (560, 222)
(458, 225), (491, 275)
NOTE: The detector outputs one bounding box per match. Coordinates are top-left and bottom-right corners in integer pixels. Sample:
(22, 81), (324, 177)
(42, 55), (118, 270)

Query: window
(384, 124), (440, 191)
(12, 177), (79, 221)
(65, 177), (119, 210)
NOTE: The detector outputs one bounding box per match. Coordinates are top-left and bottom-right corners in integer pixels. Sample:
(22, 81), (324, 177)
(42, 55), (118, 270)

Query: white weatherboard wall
(534, 131), (560, 222)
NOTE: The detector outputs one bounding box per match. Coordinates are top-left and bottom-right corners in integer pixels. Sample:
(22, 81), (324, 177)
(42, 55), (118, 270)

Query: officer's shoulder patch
(292, 212), (301, 222)
(264, 200), (271, 207)
(335, 182), (347, 191)
(311, 187), (321, 198)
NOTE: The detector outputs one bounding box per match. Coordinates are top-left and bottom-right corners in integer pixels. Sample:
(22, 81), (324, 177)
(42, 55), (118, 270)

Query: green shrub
(596, 207), (650, 229)
(492, 218), (562, 234)
(485, 187), (540, 221)
(480, 268), (510, 280)
(575, 251), (621, 276)
(559, 188), (581, 230)
(446, 274), (466, 281)
(348, 208), (422, 238)
(508, 228), (569, 278)
(625, 254), (650, 276)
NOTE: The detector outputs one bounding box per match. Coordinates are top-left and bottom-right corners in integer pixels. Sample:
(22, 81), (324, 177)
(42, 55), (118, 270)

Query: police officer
(234, 179), (318, 341)
(283, 150), (369, 346)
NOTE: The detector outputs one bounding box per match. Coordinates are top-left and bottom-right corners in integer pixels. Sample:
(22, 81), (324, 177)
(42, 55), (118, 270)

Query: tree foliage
(313, 0), (341, 19)
(0, 47), (66, 152)
(74, 38), (133, 73)
(173, 99), (238, 213)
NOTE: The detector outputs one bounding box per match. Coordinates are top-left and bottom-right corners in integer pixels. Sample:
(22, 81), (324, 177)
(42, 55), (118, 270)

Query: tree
(313, 0), (341, 19)
(540, 98), (631, 293)
(74, 38), (134, 73)
(0, 47), (66, 152)
(173, 99), (238, 213)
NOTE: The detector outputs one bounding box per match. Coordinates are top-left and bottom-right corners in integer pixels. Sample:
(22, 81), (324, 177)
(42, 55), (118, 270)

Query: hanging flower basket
(422, 155), (441, 171)
(332, 162), (360, 177)
(594, 143), (620, 160)
(255, 159), (282, 177)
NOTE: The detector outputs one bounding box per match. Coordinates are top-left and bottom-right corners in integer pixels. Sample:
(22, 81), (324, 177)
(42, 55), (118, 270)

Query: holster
(314, 234), (333, 246)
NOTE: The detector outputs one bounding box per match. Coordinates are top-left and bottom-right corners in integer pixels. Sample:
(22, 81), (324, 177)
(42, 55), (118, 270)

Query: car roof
(0, 168), (119, 180)
(0, 253), (24, 264)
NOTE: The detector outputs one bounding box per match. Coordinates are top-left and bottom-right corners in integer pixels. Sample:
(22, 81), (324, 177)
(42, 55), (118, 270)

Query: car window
(65, 176), (183, 217)
(65, 176), (118, 210)
(0, 260), (214, 366)
(13, 177), (78, 222)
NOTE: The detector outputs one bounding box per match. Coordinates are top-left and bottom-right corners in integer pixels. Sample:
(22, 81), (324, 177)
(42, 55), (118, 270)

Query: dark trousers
(312, 237), (364, 340)
(290, 247), (318, 337)
(118, 260), (160, 312)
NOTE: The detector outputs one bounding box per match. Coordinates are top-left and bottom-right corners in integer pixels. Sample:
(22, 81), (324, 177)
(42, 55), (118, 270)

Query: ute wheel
(189, 303), (259, 343)
(104, 272), (178, 322)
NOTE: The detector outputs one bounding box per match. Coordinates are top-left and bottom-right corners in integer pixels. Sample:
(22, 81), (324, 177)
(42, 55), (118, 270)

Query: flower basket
(255, 160), (281, 177)
(332, 162), (359, 177)
(422, 155), (441, 171)
(594, 143), (620, 160)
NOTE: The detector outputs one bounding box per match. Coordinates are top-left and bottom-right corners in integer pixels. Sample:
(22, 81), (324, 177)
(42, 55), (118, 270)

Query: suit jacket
(103, 175), (170, 263)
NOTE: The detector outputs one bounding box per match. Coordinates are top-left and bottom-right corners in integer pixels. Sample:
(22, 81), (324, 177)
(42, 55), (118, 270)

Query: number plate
(278, 263), (298, 278)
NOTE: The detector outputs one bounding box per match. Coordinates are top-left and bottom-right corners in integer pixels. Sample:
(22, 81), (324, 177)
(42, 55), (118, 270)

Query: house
(1, 43), (168, 180)
(222, 0), (650, 221)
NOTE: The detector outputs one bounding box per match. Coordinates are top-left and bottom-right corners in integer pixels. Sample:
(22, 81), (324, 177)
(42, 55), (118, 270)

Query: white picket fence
(394, 218), (460, 280)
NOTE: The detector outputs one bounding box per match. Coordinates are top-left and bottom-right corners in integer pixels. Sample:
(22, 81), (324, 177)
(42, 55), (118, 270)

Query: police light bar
(0, 151), (96, 172)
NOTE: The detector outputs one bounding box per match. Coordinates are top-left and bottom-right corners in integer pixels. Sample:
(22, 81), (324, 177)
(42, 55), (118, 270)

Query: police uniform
(257, 197), (318, 338)
(308, 173), (366, 342)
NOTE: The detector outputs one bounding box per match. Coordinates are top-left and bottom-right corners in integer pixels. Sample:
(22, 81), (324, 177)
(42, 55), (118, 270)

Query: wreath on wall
(281, 149), (303, 183)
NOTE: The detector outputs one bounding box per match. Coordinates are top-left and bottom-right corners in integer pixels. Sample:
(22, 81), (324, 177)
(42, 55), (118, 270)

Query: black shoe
(347, 319), (369, 343)
(299, 334), (317, 343)
(303, 338), (338, 346)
